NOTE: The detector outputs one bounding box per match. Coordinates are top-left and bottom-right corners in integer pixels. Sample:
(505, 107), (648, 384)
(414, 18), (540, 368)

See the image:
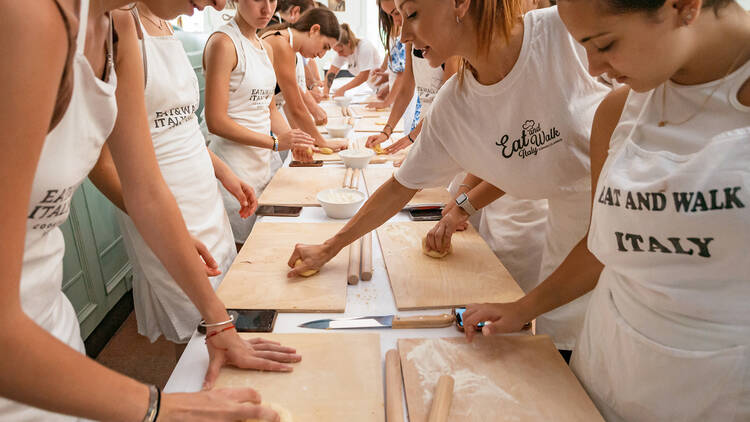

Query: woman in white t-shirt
(464, 0), (750, 420)
(205, 0), (315, 246)
(324, 24), (383, 98)
(288, 1), (613, 354)
(0, 0), (299, 420)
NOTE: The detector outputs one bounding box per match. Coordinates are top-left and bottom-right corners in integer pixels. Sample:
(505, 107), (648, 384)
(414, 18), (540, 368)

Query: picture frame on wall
(328, 0), (345, 11)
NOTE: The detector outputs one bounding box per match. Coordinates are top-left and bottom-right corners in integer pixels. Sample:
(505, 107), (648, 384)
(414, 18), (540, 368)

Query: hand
(442, 199), (469, 231)
(160, 388), (280, 421)
(332, 87), (347, 98)
(376, 84), (389, 100)
(203, 328), (302, 390)
(291, 145), (315, 162)
(365, 132), (388, 148)
(218, 171), (258, 219)
(383, 135), (412, 155)
(425, 206), (469, 253)
(366, 100), (388, 111)
(193, 235), (221, 277)
(312, 105), (328, 126)
(320, 138), (349, 152)
(309, 86), (324, 103)
(462, 301), (532, 343)
(286, 242), (337, 278)
(277, 129), (314, 151)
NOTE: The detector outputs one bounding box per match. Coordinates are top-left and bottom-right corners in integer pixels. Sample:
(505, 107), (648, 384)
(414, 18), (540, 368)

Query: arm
(268, 39), (339, 151)
(271, 100), (314, 162)
(207, 149), (258, 219)
(462, 87), (630, 341)
(324, 65), (340, 98)
(287, 177), (417, 277)
(366, 43), (416, 148)
(300, 86), (328, 126)
(332, 69), (371, 97)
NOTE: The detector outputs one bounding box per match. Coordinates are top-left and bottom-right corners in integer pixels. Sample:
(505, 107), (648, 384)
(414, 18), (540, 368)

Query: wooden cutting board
(216, 222), (348, 312)
(398, 335), (604, 422)
(363, 168), (452, 207)
(216, 333), (384, 422)
(376, 222), (524, 310)
(355, 116), (404, 133)
(350, 104), (389, 118)
(259, 167), (348, 207)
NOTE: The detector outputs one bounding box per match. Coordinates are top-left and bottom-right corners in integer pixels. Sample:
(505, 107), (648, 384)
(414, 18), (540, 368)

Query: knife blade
(299, 313), (455, 330)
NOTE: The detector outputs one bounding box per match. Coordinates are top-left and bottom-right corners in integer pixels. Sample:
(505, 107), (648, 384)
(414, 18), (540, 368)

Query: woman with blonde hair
(324, 23), (383, 98)
(289, 0), (614, 359)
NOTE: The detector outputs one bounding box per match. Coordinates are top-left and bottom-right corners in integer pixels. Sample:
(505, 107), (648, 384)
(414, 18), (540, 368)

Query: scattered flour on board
(405, 338), (519, 407)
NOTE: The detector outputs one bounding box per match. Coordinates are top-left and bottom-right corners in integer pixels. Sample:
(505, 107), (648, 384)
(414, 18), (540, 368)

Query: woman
(0, 0), (299, 420)
(465, 0), (750, 420)
(268, 0), (314, 26)
(87, 2), (253, 347)
(204, 0), (315, 246)
(289, 1), (613, 355)
(262, 8), (348, 143)
(324, 24), (383, 98)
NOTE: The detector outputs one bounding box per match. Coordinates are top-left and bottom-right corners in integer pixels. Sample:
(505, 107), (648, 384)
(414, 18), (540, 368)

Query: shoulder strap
(130, 7), (148, 85)
(48, 0), (77, 132)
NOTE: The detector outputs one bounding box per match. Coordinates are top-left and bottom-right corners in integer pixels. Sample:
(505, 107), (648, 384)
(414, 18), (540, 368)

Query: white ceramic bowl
(334, 96), (352, 108)
(317, 188), (366, 219)
(326, 123), (353, 138)
(338, 148), (375, 169)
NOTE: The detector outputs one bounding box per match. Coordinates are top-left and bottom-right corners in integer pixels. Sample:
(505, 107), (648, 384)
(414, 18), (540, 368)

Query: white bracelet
(199, 314), (235, 328)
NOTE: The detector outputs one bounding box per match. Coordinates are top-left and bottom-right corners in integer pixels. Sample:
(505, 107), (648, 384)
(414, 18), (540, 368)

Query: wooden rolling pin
(427, 375), (454, 422)
(385, 349), (405, 422)
(343, 167), (353, 188)
(360, 231), (373, 281)
(347, 237), (361, 285)
(350, 168), (361, 189)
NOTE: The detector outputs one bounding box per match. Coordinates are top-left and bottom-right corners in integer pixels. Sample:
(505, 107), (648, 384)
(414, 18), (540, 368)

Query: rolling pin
(385, 349), (405, 422)
(351, 168), (361, 189)
(360, 231), (373, 281)
(343, 167), (353, 188)
(347, 237), (361, 285)
(427, 375), (454, 422)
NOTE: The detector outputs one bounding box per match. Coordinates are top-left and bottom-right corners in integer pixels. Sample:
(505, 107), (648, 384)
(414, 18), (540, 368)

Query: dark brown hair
(377, 0), (397, 52)
(597, 0), (732, 14)
(263, 7), (340, 39)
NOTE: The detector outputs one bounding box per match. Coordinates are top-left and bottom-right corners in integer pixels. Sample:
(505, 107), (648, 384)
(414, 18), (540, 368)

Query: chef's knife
(299, 313), (455, 330)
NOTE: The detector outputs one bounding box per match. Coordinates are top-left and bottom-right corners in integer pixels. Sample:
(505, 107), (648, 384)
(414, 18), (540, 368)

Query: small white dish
(317, 188), (366, 219)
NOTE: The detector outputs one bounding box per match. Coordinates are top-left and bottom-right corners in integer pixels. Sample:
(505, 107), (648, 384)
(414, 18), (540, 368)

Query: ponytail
(262, 7), (340, 39)
(338, 23), (360, 48)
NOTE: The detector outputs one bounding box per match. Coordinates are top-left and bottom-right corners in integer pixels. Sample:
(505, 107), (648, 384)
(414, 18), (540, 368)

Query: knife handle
(392, 314), (455, 329)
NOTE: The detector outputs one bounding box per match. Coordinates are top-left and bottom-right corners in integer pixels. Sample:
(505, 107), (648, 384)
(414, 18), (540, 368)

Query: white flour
(405, 339), (519, 408)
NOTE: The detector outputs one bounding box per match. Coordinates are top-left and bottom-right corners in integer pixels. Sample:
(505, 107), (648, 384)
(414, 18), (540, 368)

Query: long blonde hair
(458, 0), (524, 83)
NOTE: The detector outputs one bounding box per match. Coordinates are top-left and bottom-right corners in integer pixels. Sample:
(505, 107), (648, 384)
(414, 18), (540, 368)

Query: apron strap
(130, 7), (149, 85)
(75, 0), (89, 54)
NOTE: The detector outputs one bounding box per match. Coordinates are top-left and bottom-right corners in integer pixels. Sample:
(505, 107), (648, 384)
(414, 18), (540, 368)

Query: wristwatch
(455, 193), (477, 216)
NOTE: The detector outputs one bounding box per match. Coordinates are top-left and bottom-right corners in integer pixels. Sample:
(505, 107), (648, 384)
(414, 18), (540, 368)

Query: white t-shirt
(331, 38), (382, 76)
(395, 6), (612, 349)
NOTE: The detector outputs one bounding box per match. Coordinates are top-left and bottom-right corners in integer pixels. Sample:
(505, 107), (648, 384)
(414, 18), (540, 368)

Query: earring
(455, 16), (461, 24)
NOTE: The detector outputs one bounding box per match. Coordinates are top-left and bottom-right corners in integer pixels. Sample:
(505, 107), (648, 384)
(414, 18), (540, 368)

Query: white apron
(116, 16), (237, 343)
(574, 62), (750, 421)
(208, 20), (281, 243)
(0, 0), (117, 419)
(411, 45), (443, 117)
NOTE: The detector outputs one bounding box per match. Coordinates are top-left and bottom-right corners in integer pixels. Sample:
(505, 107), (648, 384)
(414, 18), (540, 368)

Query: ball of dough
(294, 259), (318, 277)
(307, 147), (313, 155)
(319, 147), (334, 155)
(422, 237), (452, 259)
(373, 144), (385, 155)
(246, 402), (293, 422)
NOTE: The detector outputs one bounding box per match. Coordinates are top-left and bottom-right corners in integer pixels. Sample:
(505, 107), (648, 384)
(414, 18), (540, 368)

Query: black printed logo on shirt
(596, 185), (746, 258)
(28, 186), (76, 232)
(153, 104), (197, 130)
(248, 88), (275, 108)
(496, 120), (563, 159)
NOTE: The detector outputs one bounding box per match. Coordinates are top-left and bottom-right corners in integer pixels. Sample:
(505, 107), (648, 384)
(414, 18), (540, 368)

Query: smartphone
(256, 205), (302, 217)
(454, 307), (485, 332)
(290, 160), (324, 167)
(198, 309), (278, 334)
(408, 207), (444, 221)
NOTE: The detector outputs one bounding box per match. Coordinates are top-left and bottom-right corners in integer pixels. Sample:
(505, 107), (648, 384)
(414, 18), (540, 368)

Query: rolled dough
(294, 259), (318, 277)
(319, 147), (334, 154)
(246, 402), (293, 422)
(421, 237), (452, 259)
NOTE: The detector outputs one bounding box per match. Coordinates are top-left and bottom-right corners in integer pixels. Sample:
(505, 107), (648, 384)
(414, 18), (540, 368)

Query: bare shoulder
(591, 86), (630, 150)
(261, 39), (274, 62)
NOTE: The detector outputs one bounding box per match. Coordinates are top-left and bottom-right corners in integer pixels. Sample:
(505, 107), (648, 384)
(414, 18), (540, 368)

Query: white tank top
(0, 0), (118, 420)
(589, 59), (750, 350)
